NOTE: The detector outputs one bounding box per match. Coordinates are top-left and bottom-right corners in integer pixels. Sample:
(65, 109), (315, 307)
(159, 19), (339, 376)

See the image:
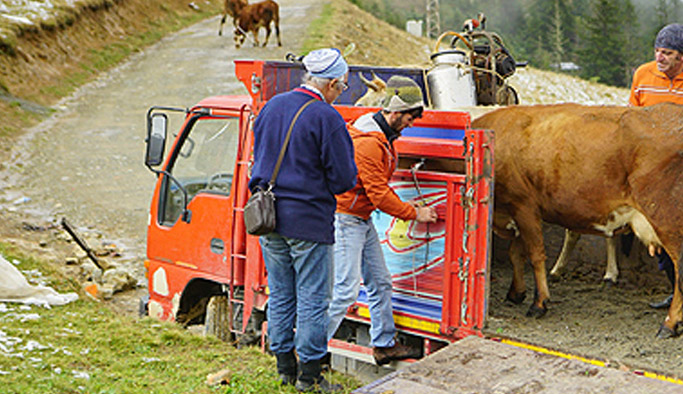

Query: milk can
(427, 50), (477, 109)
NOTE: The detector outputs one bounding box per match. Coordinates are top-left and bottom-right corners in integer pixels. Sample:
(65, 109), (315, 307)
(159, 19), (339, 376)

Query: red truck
(142, 58), (493, 355)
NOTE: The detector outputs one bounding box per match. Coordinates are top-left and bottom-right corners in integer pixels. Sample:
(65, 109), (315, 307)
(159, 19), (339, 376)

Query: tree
(577, 0), (639, 86)
(520, 0), (580, 69)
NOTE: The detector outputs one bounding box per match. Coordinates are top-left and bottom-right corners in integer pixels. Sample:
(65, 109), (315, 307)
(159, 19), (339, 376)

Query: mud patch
(486, 224), (683, 379)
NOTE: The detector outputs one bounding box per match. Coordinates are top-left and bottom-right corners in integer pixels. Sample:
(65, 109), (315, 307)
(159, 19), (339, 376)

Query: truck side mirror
(146, 113), (167, 167)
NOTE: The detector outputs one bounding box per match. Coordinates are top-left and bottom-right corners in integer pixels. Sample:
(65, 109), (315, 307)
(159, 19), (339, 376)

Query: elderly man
(327, 76), (438, 366)
(249, 48), (357, 393)
(629, 23), (683, 309)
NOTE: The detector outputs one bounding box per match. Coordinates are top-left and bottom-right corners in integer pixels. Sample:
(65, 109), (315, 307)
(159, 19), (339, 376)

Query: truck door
(146, 106), (250, 317)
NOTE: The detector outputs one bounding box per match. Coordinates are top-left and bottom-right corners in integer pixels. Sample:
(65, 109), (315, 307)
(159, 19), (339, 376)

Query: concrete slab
(353, 336), (683, 394)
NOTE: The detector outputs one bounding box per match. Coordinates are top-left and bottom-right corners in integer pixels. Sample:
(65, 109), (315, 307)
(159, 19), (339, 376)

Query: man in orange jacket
(327, 76), (438, 366)
(629, 23), (683, 309)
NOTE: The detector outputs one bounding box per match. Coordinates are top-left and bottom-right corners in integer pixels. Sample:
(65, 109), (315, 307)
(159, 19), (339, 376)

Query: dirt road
(0, 0), (322, 270)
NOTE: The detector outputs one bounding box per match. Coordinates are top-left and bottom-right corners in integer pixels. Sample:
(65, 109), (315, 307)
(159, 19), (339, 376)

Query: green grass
(0, 244), (361, 393)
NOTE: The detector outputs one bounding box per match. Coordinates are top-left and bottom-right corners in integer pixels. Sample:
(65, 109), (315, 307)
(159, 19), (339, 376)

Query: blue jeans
(260, 233), (333, 363)
(327, 213), (396, 348)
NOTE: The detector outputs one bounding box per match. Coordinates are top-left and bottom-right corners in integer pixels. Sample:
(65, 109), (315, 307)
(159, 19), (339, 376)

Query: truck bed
(353, 336), (682, 393)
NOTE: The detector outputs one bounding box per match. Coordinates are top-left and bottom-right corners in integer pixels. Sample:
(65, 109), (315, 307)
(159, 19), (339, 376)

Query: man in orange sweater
(629, 23), (683, 106)
(327, 76), (438, 366)
(629, 23), (683, 309)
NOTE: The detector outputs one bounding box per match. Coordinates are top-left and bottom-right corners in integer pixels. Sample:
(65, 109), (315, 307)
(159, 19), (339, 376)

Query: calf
(233, 0), (281, 49)
(218, 0), (248, 36)
(472, 103), (683, 338)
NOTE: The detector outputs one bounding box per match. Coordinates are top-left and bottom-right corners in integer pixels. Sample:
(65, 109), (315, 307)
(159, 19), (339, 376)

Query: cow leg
(252, 29), (260, 47)
(516, 213), (549, 318)
(506, 237), (527, 305)
(219, 14), (226, 36)
(658, 245), (683, 339)
(603, 237), (619, 285)
(263, 26), (271, 47)
(549, 229), (580, 281)
(275, 21), (281, 46)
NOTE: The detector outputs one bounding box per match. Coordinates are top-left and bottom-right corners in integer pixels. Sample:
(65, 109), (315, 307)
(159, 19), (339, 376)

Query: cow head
(354, 72), (387, 107)
(234, 29), (246, 48)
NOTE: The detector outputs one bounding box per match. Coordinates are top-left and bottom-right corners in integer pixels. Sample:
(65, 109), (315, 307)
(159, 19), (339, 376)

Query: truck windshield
(160, 116), (240, 225)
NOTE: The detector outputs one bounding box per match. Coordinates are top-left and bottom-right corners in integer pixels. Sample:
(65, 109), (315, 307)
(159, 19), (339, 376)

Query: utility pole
(426, 0), (440, 39)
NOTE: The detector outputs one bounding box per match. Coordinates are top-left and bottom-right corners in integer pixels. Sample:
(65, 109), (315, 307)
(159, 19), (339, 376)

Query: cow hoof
(526, 302), (547, 318)
(506, 291), (525, 305)
(656, 325), (678, 339)
(602, 278), (617, 288)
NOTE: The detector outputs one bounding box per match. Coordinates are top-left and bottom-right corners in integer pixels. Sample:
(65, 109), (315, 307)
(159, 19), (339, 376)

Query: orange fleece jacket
(629, 61), (683, 106)
(336, 117), (417, 221)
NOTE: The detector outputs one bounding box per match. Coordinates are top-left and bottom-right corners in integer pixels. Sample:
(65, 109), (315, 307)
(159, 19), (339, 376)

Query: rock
(83, 281), (99, 299)
(101, 268), (136, 294)
(99, 284), (114, 300)
(206, 368), (232, 386)
(79, 261), (102, 283)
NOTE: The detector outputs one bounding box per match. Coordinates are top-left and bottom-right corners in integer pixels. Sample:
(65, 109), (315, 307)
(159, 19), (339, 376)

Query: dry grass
(0, 0), (221, 103)
(305, 0), (433, 68)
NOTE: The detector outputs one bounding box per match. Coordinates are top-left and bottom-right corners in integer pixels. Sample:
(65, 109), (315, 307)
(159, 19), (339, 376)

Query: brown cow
(232, 0), (281, 49)
(472, 102), (683, 338)
(218, 0), (248, 36)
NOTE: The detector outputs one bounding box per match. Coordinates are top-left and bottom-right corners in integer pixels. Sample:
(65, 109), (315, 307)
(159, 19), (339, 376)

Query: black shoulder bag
(244, 99), (316, 236)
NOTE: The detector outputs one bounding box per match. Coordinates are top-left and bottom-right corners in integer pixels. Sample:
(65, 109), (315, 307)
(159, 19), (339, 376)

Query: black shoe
(320, 352), (331, 372)
(295, 358), (342, 393)
(295, 377), (342, 393)
(373, 342), (422, 366)
(280, 373), (297, 386)
(275, 350), (297, 386)
(649, 294), (673, 309)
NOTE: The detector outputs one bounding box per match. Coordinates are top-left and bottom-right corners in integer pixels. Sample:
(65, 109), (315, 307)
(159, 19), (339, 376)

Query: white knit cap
(303, 48), (349, 79)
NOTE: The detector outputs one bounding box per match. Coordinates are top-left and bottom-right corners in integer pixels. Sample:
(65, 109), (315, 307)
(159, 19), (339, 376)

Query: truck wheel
(204, 295), (233, 342)
(236, 308), (266, 349)
(138, 295), (149, 317)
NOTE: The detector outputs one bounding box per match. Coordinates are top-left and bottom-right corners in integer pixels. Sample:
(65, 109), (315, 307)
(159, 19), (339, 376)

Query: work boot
(275, 350), (297, 386)
(649, 294), (673, 309)
(320, 352), (331, 372)
(373, 342), (422, 366)
(295, 358), (342, 393)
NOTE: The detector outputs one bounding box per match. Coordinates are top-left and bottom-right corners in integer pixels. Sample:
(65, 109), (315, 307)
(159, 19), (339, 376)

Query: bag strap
(267, 98), (317, 189)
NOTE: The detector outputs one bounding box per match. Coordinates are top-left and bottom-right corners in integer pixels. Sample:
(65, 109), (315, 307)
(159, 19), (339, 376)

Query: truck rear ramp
(353, 336), (682, 393)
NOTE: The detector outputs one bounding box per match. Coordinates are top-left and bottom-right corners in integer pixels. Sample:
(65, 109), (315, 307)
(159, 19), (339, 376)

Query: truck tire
(204, 295), (233, 342)
(138, 294), (149, 317)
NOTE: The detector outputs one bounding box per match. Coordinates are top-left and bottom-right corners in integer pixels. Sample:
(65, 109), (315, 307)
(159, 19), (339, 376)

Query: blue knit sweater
(249, 87), (357, 243)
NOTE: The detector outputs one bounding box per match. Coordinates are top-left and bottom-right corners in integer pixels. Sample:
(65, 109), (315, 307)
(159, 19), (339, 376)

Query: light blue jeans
(327, 213), (396, 348)
(260, 233), (333, 363)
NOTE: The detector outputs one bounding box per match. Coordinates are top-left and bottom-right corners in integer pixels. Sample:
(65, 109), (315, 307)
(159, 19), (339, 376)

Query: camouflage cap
(382, 76), (425, 112)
